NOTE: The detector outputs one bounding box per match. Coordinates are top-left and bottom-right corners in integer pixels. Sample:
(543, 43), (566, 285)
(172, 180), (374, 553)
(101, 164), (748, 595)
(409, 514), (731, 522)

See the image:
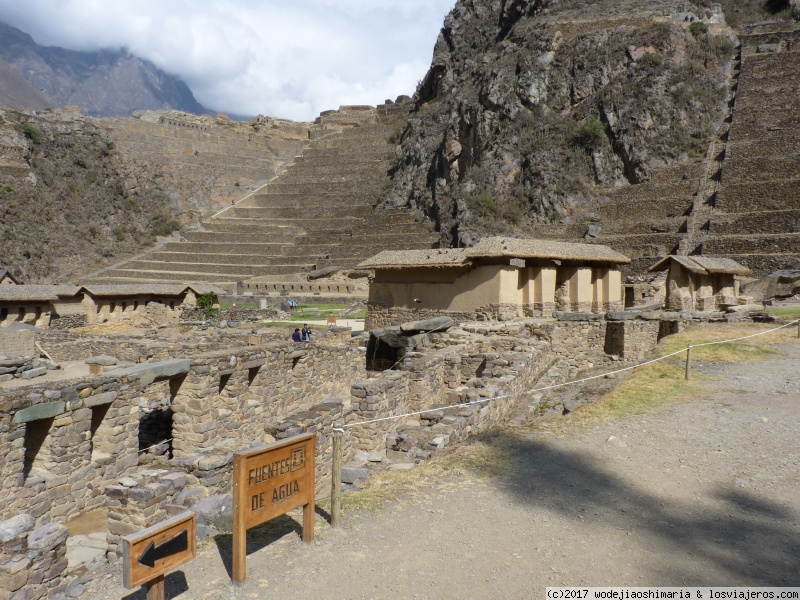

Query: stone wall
(0, 515), (72, 599)
(0, 329), (34, 358)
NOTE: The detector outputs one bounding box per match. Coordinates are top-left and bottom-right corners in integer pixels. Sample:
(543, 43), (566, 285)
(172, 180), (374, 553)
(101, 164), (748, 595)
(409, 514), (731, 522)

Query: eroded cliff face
(387, 0), (737, 246)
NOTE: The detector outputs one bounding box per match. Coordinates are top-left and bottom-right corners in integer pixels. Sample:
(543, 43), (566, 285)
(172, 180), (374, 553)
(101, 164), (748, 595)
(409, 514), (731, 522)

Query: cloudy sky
(0, 0), (456, 121)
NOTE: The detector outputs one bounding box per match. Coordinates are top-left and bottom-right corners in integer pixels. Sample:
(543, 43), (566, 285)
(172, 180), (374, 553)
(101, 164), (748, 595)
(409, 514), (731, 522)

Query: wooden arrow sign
(138, 529), (189, 568)
(123, 511), (196, 590)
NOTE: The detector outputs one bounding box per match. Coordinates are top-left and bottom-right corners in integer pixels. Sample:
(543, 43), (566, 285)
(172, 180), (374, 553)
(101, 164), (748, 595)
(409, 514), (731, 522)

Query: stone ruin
(0, 299), (760, 597)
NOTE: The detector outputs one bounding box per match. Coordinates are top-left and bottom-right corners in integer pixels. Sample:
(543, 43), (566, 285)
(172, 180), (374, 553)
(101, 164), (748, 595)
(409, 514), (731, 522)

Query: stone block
(27, 523), (68, 553)
(19, 367), (47, 380)
(0, 514), (34, 542)
(12, 402), (65, 424)
(84, 392), (117, 408)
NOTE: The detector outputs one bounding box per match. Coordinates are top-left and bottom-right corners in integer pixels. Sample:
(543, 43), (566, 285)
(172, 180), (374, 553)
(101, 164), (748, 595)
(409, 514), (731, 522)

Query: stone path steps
(82, 105), (438, 288)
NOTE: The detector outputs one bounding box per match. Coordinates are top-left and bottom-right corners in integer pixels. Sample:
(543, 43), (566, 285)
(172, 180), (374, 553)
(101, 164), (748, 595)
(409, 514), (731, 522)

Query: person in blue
(291, 328), (302, 342)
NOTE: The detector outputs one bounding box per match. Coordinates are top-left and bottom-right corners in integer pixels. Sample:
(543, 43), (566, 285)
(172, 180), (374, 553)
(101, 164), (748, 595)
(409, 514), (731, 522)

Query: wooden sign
(122, 511), (196, 591)
(232, 432), (316, 583)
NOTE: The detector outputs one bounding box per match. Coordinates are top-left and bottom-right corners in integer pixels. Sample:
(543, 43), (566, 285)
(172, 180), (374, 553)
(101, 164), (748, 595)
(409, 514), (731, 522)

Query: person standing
(301, 324), (312, 342)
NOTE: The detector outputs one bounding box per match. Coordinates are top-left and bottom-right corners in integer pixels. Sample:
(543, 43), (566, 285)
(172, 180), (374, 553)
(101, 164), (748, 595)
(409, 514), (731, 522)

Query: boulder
(307, 266), (343, 280)
(85, 355), (118, 366)
(399, 316), (454, 334)
(554, 311), (603, 321)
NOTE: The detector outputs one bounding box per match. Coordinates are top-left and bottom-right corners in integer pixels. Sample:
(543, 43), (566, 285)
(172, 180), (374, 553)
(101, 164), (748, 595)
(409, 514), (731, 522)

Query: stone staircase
(527, 25), (800, 278)
(82, 105), (439, 289)
(702, 26), (800, 275)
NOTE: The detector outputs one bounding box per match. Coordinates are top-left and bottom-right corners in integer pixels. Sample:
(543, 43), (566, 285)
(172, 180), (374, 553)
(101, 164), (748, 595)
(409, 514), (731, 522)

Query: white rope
(688, 317), (800, 348)
(138, 438), (173, 454)
(340, 317), (800, 430)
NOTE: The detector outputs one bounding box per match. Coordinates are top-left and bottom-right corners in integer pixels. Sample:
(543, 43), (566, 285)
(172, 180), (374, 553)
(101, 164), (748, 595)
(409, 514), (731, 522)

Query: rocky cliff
(386, 0), (739, 247)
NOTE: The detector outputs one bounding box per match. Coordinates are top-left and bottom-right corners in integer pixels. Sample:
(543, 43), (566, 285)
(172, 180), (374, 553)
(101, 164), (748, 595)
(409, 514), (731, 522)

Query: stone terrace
(528, 25), (800, 278)
(85, 105), (438, 290)
(704, 27), (800, 275)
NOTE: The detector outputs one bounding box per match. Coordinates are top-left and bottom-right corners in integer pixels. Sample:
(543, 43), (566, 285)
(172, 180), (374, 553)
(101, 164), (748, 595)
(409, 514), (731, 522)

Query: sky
(0, 0), (456, 121)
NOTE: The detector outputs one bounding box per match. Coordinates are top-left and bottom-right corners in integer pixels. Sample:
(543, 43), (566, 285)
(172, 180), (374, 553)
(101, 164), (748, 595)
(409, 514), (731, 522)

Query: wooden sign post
(122, 511), (196, 599)
(232, 432), (316, 584)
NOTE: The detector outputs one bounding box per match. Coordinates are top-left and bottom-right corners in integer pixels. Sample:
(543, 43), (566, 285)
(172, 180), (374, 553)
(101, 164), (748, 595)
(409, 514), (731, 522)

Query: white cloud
(0, 0), (455, 120)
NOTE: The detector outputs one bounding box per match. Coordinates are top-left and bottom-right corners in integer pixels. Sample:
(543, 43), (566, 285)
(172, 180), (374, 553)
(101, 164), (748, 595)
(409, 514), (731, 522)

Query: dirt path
(83, 340), (800, 599)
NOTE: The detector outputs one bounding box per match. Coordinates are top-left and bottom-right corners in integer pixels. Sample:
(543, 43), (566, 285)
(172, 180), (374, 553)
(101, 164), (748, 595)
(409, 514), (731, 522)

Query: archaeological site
(1, 0), (799, 597)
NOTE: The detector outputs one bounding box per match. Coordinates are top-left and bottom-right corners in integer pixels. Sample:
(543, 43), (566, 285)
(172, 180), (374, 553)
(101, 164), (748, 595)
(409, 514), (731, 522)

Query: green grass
(767, 305), (800, 317)
(556, 322), (791, 427)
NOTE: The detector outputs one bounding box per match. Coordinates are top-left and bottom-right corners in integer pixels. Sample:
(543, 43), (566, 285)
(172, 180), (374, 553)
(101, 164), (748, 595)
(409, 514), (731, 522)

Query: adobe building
(0, 285), (81, 329)
(360, 237), (630, 329)
(79, 284), (222, 326)
(0, 284), (222, 329)
(648, 255), (750, 311)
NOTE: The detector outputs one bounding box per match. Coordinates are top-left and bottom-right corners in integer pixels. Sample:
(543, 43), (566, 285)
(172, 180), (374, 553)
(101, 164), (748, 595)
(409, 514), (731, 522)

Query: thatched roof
(79, 284), (223, 297)
(358, 248), (469, 269)
(0, 285), (81, 302)
(359, 237), (631, 269)
(648, 255), (750, 276)
(467, 237), (631, 264)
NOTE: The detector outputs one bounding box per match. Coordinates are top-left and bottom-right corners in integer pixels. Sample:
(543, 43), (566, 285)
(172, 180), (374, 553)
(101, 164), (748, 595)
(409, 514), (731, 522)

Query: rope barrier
(138, 438), (173, 454)
(339, 317), (800, 430)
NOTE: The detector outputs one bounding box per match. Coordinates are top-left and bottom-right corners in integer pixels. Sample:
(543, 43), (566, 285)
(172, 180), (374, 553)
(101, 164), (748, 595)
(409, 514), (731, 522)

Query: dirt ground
(81, 338), (800, 599)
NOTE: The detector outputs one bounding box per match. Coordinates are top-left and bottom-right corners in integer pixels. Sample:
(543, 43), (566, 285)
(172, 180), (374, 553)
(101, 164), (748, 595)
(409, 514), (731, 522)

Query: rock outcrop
(386, 0), (737, 250)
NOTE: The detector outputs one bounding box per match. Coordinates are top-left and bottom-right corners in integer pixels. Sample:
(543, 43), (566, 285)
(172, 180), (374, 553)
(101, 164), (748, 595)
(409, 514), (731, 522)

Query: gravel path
(84, 340), (800, 599)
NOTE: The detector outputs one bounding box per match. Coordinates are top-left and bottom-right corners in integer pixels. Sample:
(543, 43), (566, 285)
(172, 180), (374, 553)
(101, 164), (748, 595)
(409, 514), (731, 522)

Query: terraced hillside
(528, 23), (800, 278)
(83, 105), (438, 289)
(703, 25), (800, 275)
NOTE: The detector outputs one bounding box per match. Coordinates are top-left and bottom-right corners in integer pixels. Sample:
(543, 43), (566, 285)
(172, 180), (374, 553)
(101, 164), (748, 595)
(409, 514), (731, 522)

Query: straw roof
(359, 238), (631, 269)
(648, 255), (750, 276)
(467, 237), (631, 264)
(0, 285), (80, 302)
(358, 248), (469, 269)
(83, 283), (205, 298)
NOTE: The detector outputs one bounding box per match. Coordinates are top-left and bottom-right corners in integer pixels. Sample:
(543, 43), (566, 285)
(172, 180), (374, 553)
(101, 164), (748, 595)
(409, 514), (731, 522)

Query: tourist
(292, 328), (302, 343)
(301, 324), (312, 342)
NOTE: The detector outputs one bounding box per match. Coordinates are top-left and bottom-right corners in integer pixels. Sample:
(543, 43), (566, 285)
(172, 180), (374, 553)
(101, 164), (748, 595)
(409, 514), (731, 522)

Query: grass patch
(656, 323), (788, 362)
(565, 362), (707, 424)
(768, 305), (800, 317)
(552, 322), (792, 427)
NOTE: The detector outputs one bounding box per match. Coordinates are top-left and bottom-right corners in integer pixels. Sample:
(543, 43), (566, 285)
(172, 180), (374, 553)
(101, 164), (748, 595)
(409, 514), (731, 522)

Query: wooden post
(331, 423), (343, 528)
(797, 320), (799, 339)
(145, 575), (165, 600)
(685, 344), (693, 381)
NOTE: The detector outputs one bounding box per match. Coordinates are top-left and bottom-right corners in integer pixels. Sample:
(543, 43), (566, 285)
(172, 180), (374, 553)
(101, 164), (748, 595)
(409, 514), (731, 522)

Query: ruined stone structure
(0, 285), (672, 594)
(85, 104), (439, 290)
(361, 237), (628, 330)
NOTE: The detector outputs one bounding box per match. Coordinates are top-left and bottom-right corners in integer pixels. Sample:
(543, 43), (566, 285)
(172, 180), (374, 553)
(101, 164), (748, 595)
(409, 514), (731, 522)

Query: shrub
(112, 227), (125, 241)
(689, 21), (709, 36)
(22, 123), (42, 145)
(465, 193), (497, 216)
(638, 53), (664, 68)
(573, 116), (608, 152)
(197, 292), (217, 319)
(151, 219), (180, 237)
